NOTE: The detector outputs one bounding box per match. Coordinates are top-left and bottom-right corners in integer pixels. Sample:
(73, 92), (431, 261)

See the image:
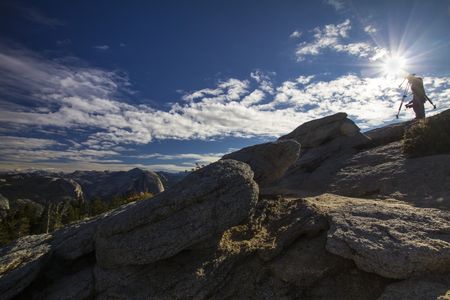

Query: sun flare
(382, 55), (407, 77)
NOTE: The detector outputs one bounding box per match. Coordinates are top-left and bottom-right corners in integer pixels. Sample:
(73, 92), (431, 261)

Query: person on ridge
(404, 74), (436, 119)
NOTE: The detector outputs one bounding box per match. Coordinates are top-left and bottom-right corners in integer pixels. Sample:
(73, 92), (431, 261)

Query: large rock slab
(378, 276), (450, 300)
(94, 247), (242, 300)
(0, 234), (52, 300)
(278, 112), (360, 148)
(95, 159), (259, 267)
(253, 196), (328, 261)
(222, 140), (300, 186)
(265, 112), (371, 195)
(267, 133), (369, 194)
(329, 141), (450, 209)
(51, 216), (104, 260)
(38, 267), (94, 300)
(308, 194), (450, 279)
(364, 120), (412, 148)
(269, 234), (351, 287)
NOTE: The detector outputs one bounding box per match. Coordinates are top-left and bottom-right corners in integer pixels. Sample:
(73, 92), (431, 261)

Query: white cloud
(181, 78), (249, 103)
(217, 78), (249, 101)
(289, 30), (302, 39)
(250, 70), (274, 94)
(182, 88), (223, 102)
(0, 45), (125, 104)
(296, 19), (352, 60)
(295, 19), (386, 61)
(364, 25), (377, 33)
(334, 42), (374, 57)
(296, 75), (315, 85)
(241, 89), (266, 106)
(0, 146), (119, 163)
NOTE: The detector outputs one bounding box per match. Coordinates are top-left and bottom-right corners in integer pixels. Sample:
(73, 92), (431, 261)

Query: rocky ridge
(68, 167), (165, 201)
(1, 110), (450, 299)
(0, 175), (85, 207)
(0, 168), (165, 207)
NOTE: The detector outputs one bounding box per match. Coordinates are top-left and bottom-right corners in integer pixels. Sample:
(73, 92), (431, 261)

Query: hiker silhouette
(404, 74), (436, 119)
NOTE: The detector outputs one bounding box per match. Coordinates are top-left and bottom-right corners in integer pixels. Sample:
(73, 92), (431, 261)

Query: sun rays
(381, 54), (408, 77)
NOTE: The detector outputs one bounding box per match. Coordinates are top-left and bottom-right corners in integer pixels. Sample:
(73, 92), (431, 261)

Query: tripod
(396, 79), (410, 119)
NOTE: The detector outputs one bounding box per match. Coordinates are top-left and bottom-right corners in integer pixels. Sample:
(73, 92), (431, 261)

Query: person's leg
(413, 98), (425, 119)
(413, 104), (420, 119)
(418, 103), (425, 118)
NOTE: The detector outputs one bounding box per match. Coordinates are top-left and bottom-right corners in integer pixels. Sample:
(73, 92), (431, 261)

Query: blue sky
(0, 0), (449, 172)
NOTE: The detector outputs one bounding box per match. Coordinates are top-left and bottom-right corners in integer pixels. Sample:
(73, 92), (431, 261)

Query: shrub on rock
(403, 109), (450, 157)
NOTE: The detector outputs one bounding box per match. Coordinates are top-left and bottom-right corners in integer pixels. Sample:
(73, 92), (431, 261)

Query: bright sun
(382, 55), (407, 77)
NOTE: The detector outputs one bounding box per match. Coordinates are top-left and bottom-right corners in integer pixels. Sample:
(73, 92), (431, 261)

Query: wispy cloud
(57, 39), (72, 46)
(93, 45), (110, 50)
(0, 136), (119, 163)
(250, 70), (275, 94)
(0, 150), (229, 173)
(11, 3), (64, 27)
(0, 136), (63, 150)
(0, 136), (202, 172)
(180, 78), (250, 103)
(296, 19), (352, 60)
(323, 0), (345, 11)
(135, 152), (227, 164)
(0, 44), (126, 104)
(364, 25), (377, 33)
(296, 75), (315, 85)
(0, 161), (189, 173)
(295, 19), (385, 61)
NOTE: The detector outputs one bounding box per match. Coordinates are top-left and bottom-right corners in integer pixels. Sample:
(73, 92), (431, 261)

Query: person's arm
(405, 100), (413, 108)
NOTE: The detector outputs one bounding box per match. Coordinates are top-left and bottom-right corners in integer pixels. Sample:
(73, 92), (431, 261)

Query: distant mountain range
(0, 168), (186, 208)
(0, 168), (187, 244)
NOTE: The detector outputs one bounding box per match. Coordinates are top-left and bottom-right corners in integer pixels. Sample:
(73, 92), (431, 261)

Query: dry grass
(219, 224), (272, 255)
